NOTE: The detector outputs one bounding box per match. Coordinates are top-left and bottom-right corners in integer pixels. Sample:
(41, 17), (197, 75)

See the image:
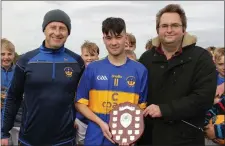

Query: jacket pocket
(177, 121), (199, 139)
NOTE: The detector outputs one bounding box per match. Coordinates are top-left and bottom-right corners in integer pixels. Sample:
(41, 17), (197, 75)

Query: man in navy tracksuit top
(1, 9), (84, 146)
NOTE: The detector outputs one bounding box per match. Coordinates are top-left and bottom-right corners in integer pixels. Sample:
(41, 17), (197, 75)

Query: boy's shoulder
(128, 59), (148, 72)
(88, 58), (106, 67)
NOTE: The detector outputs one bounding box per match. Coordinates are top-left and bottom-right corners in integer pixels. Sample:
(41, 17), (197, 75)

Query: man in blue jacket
(1, 9), (84, 146)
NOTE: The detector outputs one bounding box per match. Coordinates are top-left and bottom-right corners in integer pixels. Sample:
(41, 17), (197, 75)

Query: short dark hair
(102, 17), (126, 36)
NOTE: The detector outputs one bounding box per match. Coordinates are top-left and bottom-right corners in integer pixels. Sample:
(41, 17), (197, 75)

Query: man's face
(44, 22), (69, 49)
(81, 48), (99, 66)
(216, 56), (225, 77)
(1, 48), (15, 69)
(158, 12), (185, 46)
(103, 30), (127, 56)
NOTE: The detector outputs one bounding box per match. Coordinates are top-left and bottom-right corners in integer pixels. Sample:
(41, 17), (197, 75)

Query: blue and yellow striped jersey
(75, 56), (148, 146)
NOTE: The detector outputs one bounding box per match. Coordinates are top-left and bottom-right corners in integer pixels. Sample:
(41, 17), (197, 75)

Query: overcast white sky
(2, 1), (224, 58)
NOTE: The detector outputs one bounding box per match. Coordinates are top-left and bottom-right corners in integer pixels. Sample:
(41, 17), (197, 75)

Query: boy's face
(1, 48), (15, 69)
(103, 30), (127, 56)
(126, 53), (136, 61)
(81, 48), (99, 66)
(216, 56), (225, 77)
(125, 40), (135, 51)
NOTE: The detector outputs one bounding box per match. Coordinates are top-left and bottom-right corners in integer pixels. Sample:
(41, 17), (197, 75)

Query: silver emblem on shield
(120, 113), (132, 128)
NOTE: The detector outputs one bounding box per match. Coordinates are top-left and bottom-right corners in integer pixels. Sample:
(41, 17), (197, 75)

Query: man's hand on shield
(99, 121), (115, 144)
(143, 104), (162, 118)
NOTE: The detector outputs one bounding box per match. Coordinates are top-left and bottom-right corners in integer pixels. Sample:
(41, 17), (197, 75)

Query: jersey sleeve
(138, 68), (148, 109)
(205, 97), (225, 125)
(214, 123), (225, 139)
(75, 65), (92, 106)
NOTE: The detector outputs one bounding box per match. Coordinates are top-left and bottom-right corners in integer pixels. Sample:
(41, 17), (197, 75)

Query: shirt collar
(39, 40), (65, 54)
(156, 43), (183, 58)
(1, 64), (14, 72)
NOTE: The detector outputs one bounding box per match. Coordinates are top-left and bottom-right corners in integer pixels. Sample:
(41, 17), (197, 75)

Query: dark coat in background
(137, 33), (217, 146)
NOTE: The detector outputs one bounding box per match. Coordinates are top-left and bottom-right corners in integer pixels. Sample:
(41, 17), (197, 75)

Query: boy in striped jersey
(213, 47), (225, 104)
(204, 97), (225, 140)
(75, 40), (100, 145)
(205, 47), (225, 141)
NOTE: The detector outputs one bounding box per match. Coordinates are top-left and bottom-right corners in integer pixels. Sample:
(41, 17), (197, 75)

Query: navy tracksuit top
(1, 41), (84, 145)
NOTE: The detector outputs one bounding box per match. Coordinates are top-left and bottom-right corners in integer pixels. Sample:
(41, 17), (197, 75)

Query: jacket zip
(52, 54), (56, 80)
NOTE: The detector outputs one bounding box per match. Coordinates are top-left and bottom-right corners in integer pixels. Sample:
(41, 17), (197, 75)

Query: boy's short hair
(102, 17), (126, 36)
(214, 47), (224, 63)
(1, 38), (15, 53)
(81, 40), (99, 55)
(127, 33), (136, 48)
(145, 39), (153, 50)
(206, 46), (217, 57)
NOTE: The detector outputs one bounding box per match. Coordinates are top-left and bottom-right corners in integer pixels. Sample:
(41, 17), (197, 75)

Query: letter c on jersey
(112, 93), (118, 101)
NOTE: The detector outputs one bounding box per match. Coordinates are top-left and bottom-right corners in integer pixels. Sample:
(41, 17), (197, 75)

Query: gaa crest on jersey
(64, 67), (73, 77)
(126, 76), (136, 87)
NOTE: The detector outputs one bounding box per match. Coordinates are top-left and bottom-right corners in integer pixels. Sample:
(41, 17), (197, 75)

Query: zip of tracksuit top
(1, 41), (84, 145)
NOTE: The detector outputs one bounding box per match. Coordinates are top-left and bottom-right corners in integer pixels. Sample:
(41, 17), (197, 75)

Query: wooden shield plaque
(109, 102), (144, 145)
